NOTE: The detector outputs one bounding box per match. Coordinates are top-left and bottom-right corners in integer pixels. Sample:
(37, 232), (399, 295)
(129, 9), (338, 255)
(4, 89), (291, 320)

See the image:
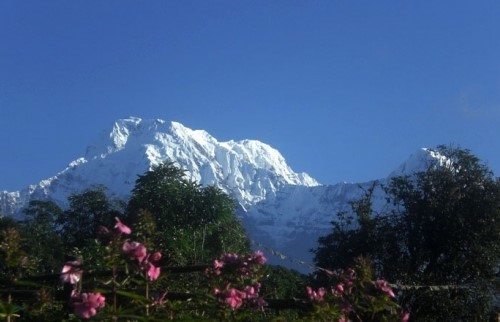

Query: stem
(112, 265), (117, 315)
(193, 231), (197, 263)
(7, 293), (11, 322)
(145, 280), (150, 316)
(111, 236), (119, 321)
(201, 225), (206, 262)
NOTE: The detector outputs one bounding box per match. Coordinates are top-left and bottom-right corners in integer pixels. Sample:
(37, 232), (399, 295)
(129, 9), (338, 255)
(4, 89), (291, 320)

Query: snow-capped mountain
(0, 117), (437, 272)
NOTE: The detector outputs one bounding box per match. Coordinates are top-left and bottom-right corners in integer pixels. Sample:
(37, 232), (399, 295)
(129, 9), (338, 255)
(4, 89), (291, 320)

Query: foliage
(0, 216), (406, 321)
(20, 200), (65, 274)
(127, 162), (250, 265)
(205, 251), (268, 319)
(63, 217), (167, 320)
(306, 258), (407, 322)
(0, 227), (32, 284)
(260, 265), (308, 299)
(0, 161), (411, 320)
(0, 217), (19, 232)
(314, 145), (500, 320)
(0, 226), (33, 321)
(57, 186), (125, 250)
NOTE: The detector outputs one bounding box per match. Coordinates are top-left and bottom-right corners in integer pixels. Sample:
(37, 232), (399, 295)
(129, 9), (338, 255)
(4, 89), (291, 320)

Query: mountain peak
(0, 117), (452, 272)
(85, 117), (168, 158)
(388, 148), (453, 178)
(3, 117), (319, 216)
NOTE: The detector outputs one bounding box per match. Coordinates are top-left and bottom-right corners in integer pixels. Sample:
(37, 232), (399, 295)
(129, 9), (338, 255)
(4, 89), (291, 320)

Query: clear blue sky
(1, 1), (499, 191)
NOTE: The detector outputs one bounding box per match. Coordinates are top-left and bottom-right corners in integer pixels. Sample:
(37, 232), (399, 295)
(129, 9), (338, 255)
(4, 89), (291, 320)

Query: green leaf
(14, 279), (44, 288)
(115, 289), (148, 301)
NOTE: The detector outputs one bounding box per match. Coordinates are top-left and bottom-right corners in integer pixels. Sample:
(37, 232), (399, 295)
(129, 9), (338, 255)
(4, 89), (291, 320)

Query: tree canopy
(57, 186), (125, 249)
(313, 145), (500, 320)
(126, 162), (250, 265)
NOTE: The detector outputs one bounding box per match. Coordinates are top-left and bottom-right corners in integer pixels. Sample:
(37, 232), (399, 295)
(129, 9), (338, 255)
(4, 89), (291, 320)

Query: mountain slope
(1, 117), (318, 216)
(0, 117), (438, 272)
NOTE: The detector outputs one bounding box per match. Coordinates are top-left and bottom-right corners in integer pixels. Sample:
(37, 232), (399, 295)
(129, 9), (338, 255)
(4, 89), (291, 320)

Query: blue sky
(1, 1), (499, 191)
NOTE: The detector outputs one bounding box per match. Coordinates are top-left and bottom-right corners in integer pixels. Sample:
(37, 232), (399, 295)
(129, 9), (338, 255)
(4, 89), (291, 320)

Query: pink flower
(338, 316), (349, 322)
(375, 279), (395, 298)
(60, 261), (82, 285)
(335, 283), (344, 294)
(70, 289), (80, 300)
(401, 311), (410, 322)
(244, 283), (267, 308)
(220, 253), (239, 264)
(114, 217), (131, 235)
(252, 250), (267, 265)
(245, 285), (256, 297)
(214, 287), (247, 310)
(147, 263), (161, 281)
(306, 286), (326, 302)
(208, 259), (224, 276)
(239, 266), (250, 276)
(344, 269), (355, 285)
(252, 297), (267, 308)
(224, 288), (246, 310)
(214, 259), (224, 269)
(153, 290), (168, 306)
(151, 251), (162, 262)
(73, 292), (105, 319)
(123, 241), (147, 263)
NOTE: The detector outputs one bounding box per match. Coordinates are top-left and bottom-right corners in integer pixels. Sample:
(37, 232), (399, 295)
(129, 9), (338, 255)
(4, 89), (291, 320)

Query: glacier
(0, 117), (438, 272)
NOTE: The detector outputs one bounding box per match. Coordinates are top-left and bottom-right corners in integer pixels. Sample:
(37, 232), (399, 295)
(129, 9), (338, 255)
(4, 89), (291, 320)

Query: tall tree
(127, 162), (250, 265)
(21, 200), (64, 273)
(314, 146), (500, 320)
(57, 186), (125, 249)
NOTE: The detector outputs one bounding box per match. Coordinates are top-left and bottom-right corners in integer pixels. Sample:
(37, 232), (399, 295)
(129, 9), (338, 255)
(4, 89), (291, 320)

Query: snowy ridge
(243, 179), (394, 271)
(1, 117), (318, 216)
(388, 147), (448, 178)
(0, 117), (442, 272)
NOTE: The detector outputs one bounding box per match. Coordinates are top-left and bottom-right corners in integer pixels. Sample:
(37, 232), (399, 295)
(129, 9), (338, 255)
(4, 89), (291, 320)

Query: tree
(21, 200), (65, 273)
(260, 265), (308, 299)
(127, 162), (250, 265)
(314, 146), (500, 320)
(57, 186), (126, 250)
(313, 183), (404, 282)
